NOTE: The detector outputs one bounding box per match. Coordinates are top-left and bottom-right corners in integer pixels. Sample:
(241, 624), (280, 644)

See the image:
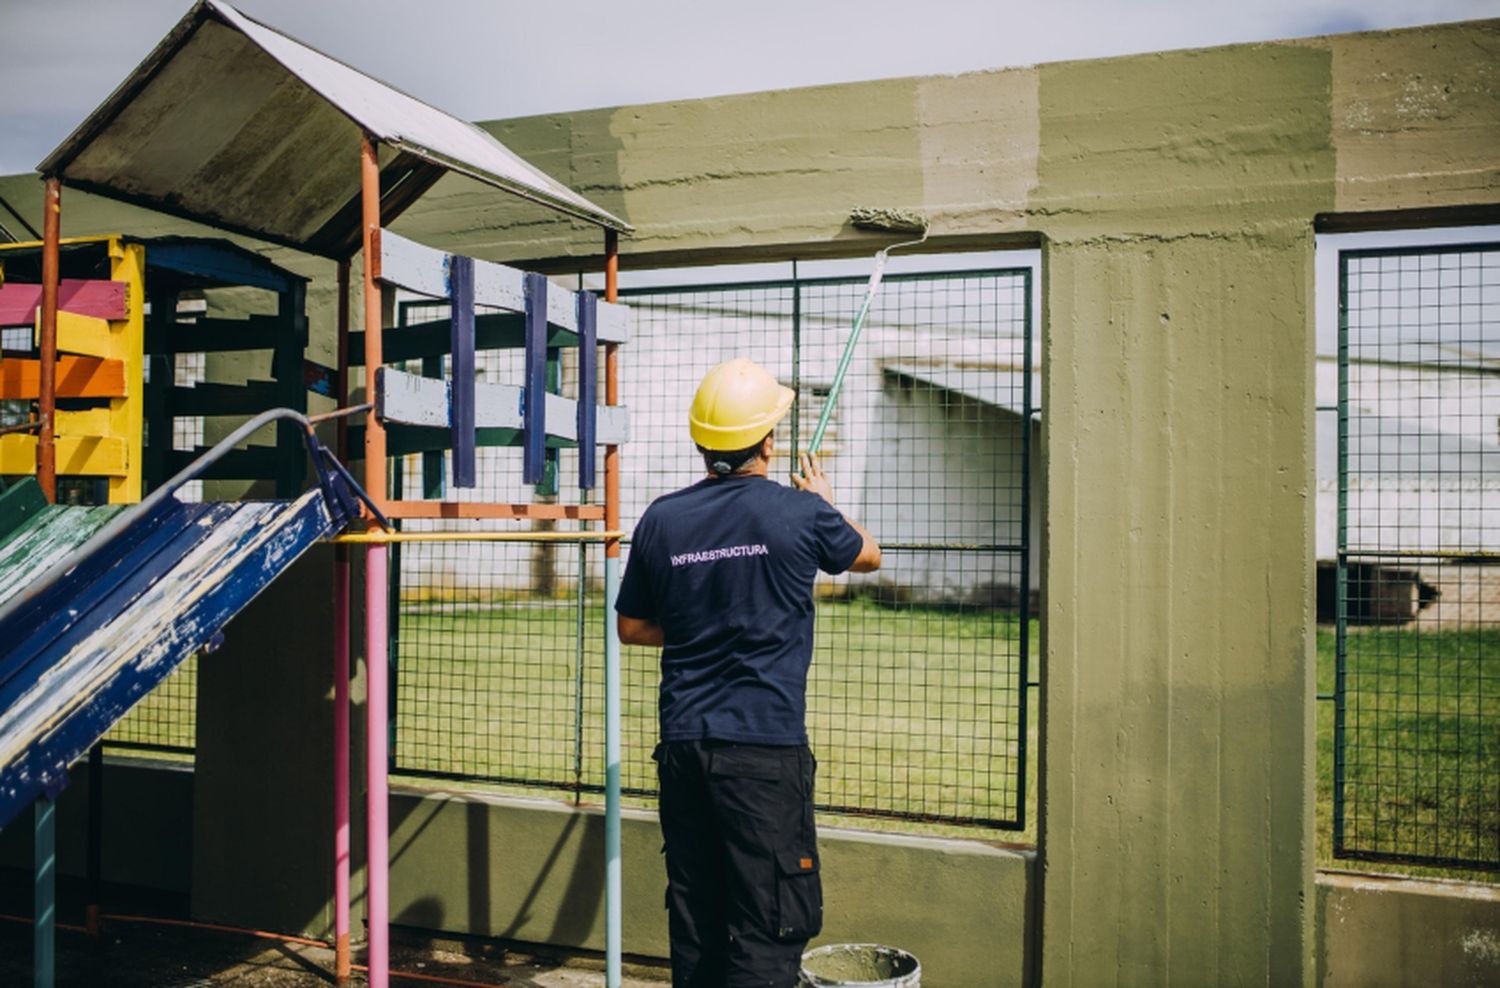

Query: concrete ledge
(1318, 870), (1500, 988)
(389, 786), (1033, 987)
(0, 755), (193, 893)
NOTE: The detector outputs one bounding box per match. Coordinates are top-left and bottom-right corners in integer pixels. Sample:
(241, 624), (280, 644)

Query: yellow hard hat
(689, 358), (795, 451)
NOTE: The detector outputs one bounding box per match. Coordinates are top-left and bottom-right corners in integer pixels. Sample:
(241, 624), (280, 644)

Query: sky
(0, 0), (1496, 175)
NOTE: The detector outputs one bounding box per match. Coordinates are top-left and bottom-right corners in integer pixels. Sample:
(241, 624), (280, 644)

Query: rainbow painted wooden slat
(0, 355), (127, 399)
(0, 279), (128, 326)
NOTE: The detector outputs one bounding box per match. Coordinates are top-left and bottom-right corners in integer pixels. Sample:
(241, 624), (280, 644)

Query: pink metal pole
(333, 255), (353, 985)
(333, 546), (352, 983)
(360, 132), (390, 988)
(364, 543), (389, 988)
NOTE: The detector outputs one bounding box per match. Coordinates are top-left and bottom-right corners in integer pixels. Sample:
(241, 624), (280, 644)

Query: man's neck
(705, 458), (770, 481)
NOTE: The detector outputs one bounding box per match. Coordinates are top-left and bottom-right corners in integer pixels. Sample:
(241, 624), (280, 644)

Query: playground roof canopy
(36, 0), (631, 259)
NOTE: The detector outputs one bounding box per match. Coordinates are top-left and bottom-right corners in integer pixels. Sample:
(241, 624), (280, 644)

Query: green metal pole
(34, 795), (56, 988)
(604, 554), (622, 988)
(806, 263), (882, 456)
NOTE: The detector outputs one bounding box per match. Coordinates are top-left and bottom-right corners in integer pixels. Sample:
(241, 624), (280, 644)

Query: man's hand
(793, 451), (881, 572)
(791, 451), (835, 505)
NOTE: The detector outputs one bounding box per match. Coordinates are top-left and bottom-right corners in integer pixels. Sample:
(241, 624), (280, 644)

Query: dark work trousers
(655, 740), (822, 988)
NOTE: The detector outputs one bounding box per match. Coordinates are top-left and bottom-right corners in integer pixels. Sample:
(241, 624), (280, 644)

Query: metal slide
(0, 409), (373, 829)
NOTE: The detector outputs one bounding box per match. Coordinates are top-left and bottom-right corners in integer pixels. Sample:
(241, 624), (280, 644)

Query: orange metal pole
(37, 178), (61, 502)
(336, 259), (352, 463)
(604, 230), (619, 556)
(360, 132), (391, 988)
(361, 140), (386, 499)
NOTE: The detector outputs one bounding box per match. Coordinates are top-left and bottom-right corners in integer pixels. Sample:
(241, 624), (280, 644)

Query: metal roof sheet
(37, 0), (629, 259)
(882, 362), (1039, 418)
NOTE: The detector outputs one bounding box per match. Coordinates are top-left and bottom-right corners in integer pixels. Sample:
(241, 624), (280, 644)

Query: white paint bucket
(800, 943), (921, 987)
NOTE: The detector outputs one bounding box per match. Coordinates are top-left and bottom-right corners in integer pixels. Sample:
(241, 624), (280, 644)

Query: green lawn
(1315, 626), (1500, 880)
(108, 603), (1496, 878)
(390, 597), (1038, 837)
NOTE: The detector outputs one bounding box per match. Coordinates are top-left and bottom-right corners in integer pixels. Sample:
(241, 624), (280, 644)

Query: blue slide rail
(0, 408), (379, 830)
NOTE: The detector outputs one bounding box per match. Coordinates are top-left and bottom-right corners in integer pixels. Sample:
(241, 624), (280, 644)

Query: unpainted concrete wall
(1318, 872), (1500, 987)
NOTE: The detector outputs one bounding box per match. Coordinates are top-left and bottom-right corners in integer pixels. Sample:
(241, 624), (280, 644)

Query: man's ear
(761, 433), (775, 460)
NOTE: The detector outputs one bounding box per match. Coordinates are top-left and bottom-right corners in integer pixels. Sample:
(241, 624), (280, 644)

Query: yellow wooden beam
(55, 407), (111, 437)
(0, 433), (129, 477)
(39, 310), (121, 360)
(107, 241), (144, 504)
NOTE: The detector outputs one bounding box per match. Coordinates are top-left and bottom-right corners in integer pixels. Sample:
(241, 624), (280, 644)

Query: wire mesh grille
(1335, 243), (1500, 870)
(103, 345), (206, 756)
(389, 266), (1035, 830)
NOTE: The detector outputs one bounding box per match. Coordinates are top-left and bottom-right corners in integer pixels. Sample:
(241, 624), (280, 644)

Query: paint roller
(803, 207), (929, 457)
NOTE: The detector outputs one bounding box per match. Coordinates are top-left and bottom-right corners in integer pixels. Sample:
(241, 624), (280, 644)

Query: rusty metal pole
(604, 230), (619, 539)
(360, 133), (390, 988)
(336, 260), (352, 466)
(37, 177), (61, 502)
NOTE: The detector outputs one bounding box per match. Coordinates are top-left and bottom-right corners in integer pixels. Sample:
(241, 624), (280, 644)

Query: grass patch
(1315, 626), (1499, 880)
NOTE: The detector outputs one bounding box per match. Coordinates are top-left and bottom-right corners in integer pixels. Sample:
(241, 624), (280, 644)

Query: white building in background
(1314, 229), (1500, 626)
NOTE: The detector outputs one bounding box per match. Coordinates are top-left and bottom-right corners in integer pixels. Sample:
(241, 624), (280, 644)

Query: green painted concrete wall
(0, 16), (1495, 986)
(0, 758), (193, 894)
(387, 790), (1033, 987)
(190, 545), (363, 937)
(1034, 42), (1331, 985)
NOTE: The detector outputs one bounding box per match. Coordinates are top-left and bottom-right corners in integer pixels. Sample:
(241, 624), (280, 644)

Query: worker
(616, 357), (881, 987)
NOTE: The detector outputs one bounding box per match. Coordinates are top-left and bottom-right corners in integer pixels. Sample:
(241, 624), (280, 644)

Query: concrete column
(1039, 234), (1317, 984)
(1033, 42), (1330, 986)
(192, 545), (367, 936)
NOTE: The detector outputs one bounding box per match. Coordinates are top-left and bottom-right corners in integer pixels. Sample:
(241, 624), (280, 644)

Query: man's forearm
(618, 614), (665, 647)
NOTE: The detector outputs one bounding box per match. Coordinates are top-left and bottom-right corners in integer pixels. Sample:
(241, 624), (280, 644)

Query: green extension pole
(806, 208), (928, 456)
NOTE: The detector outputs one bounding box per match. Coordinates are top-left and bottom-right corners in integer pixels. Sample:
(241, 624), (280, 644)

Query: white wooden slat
(378, 229), (629, 343)
(596, 404), (631, 445)
(471, 259), (526, 314)
(377, 229), (449, 299)
(375, 368), (450, 428)
(596, 301), (631, 344)
(378, 367), (628, 444)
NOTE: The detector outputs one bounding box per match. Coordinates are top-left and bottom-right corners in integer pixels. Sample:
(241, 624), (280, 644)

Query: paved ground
(0, 915), (669, 987)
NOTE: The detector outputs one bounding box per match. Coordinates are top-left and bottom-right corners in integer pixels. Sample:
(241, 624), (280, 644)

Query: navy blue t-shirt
(616, 474), (865, 745)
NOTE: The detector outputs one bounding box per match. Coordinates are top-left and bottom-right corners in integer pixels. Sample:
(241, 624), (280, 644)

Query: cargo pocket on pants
(773, 849), (822, 942)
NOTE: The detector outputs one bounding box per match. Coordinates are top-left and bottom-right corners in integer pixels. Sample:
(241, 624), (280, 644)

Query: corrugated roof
(37, 0), (629, 259)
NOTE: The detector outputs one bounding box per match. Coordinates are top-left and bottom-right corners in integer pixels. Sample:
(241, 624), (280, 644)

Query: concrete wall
(0, 757), (193, 895)
(1318, 872), (1500, 987)
(387, 788), (1033, 987)
(190, 544), (363, 937)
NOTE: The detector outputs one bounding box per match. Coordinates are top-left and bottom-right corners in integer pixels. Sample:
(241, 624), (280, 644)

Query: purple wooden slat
(523, 272), (547, 485)
(576, 291), (597, 489)
(448, 254), (476, 488)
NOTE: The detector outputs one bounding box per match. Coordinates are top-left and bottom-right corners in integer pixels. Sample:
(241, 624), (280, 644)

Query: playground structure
(0, 2), (633, 987)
